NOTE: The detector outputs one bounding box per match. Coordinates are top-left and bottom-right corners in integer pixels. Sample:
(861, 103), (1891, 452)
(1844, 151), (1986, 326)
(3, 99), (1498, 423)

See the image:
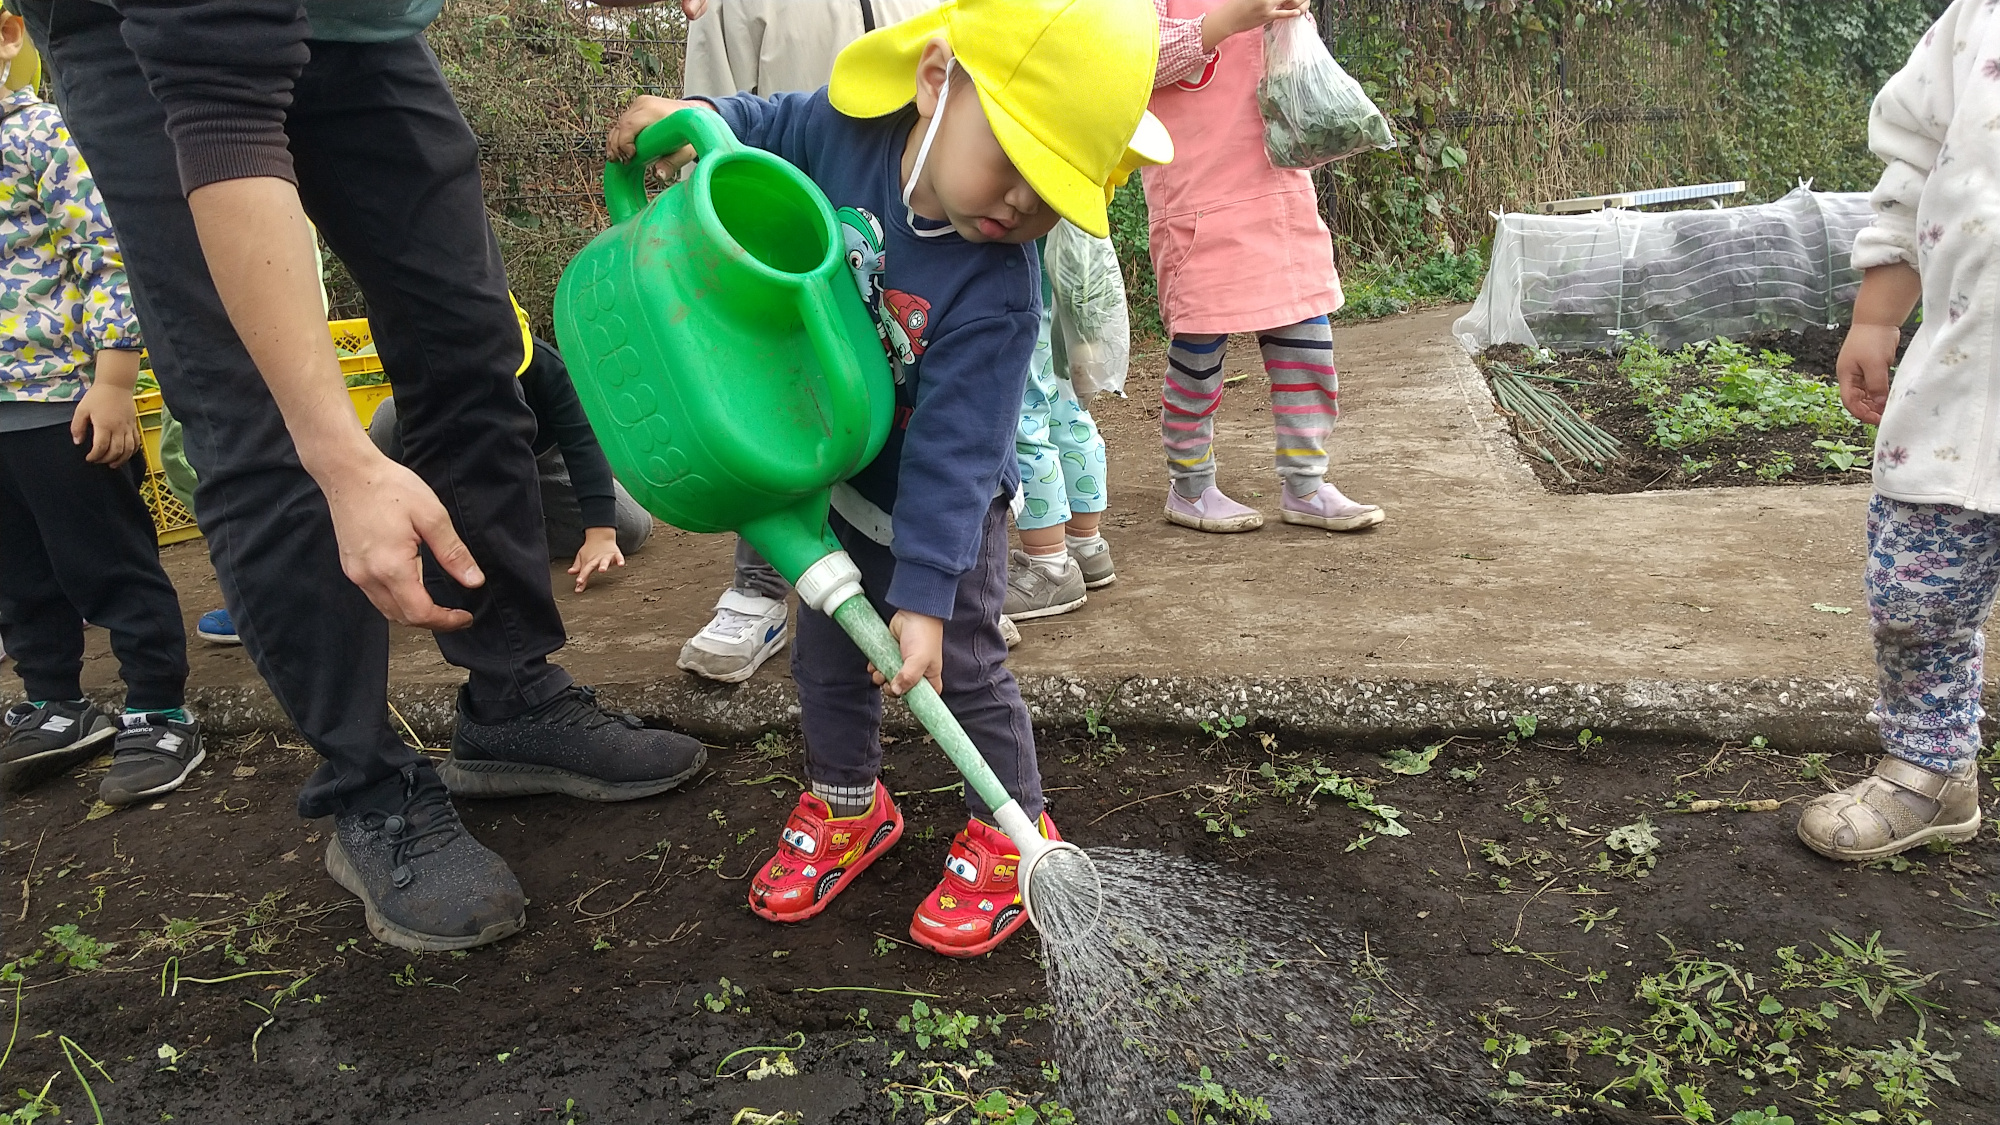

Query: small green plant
(1754, 451), (1796, 481)
(1449, 761), (1485, 782)
(1799, 752), (1831, 782)
(43, 926), (113, 973)
(1166, 1067), (1274, 1125)
(1571, 906), (1619, 933)
(749, 730), (793, 763)
(1199, 713), (1248, 746)
(1576, 728), (1603, 750)
(1504, 713), (1538, 744)
(896, 1000), (992, 1051)
(700, 977), (746, 1013)
(1382, 743), (1441, 775)
(0, 1078), (59, 1125)
(1725, 1109), (1794, 1125)
(1813, 438), (1872, 472)
(872, 937), (897, 958)
(155, 1044), (186, 1073)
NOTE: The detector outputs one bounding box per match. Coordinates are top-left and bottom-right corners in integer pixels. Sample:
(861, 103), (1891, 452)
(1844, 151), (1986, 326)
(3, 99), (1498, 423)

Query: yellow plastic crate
(136, 319), (392, 546)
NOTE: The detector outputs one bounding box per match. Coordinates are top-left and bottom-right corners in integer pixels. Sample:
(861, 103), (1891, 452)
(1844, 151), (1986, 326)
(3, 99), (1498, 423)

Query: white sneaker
(998, 615), (1022, 648)
(677, 591), (789, 684)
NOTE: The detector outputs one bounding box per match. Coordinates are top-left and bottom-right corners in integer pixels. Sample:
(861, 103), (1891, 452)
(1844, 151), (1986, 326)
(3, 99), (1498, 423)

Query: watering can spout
(993, 802), (1101, 942)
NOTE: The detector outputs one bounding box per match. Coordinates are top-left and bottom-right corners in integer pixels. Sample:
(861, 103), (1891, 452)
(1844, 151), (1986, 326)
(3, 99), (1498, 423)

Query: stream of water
(1033, 848), (1517, 1124)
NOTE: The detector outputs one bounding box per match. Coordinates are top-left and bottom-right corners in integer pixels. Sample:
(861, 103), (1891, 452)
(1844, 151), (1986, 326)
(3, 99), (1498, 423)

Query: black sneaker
(1, 700), (116, 793)
(99, 712), (206, 806)
(440, 684), (706, 801)
(324, 763), (525, 951)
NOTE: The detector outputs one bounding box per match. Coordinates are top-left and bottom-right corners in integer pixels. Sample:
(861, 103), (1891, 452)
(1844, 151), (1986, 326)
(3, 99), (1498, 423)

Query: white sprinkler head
(993, 802), (1103, 940)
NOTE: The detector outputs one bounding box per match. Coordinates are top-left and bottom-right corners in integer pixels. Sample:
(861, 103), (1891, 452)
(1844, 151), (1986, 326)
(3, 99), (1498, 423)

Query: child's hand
(608, 96), (709, 170)
(874, 611), (945, 697)
(1836, 324), (1898, 425)
(71, 379), (142, 468)
(1207, 0), (1306, 48)
(567, 527), (626, 592)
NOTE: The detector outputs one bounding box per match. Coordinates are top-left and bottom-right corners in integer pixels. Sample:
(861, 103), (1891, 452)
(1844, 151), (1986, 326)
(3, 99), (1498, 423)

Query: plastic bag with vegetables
(1044, 220), (1131, 398)
(1258, 14), (1396, 170)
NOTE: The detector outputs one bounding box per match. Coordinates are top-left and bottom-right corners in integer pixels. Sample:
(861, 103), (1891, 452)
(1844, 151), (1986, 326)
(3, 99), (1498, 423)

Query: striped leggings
(1160, 316), (1339, 499)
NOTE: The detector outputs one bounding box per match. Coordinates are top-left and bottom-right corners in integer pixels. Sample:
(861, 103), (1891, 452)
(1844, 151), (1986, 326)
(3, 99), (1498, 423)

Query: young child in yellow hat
(610, 0), (1167, 958)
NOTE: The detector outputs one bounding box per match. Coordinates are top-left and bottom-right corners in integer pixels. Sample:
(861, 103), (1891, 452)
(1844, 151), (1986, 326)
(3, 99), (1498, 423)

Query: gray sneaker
(1, 700), (116, 793)
(325, 763), (525, 951)
(1003, 550), (1088, 621)
(1068, 539), (1116, 589)
(441, 684), (706, 801)
(100, 712), (206, 806)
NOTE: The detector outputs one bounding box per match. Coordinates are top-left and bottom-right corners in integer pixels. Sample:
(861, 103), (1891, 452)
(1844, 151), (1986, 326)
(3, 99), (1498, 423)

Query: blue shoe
(196, 609), (241, 646)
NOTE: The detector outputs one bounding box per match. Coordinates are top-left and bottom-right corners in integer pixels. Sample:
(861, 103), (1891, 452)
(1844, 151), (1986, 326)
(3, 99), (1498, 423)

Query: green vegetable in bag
(1044, 220), (1131, 398)
(1258, 14), (1396, 170)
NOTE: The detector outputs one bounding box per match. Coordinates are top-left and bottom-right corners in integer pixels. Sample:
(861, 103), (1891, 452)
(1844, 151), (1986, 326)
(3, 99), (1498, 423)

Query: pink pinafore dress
(1143, 0), (1342, 337)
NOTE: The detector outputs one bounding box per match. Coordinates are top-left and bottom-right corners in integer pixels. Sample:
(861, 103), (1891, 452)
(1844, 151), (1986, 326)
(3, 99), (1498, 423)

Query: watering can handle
(604, 108), (742, 225)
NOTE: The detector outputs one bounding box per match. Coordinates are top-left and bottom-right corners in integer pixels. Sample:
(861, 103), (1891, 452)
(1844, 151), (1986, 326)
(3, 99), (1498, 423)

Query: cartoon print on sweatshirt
(836, 204), (930, 379)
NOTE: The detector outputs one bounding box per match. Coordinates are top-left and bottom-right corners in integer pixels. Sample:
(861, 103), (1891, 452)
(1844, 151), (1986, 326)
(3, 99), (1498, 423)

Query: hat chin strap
(902, 61), (956, 239)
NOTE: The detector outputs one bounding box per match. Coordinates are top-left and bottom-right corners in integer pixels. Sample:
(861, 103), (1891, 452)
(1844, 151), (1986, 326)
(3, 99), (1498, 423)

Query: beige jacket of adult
(1853, 0), (2000, 510)
(681, 0), (942, 97)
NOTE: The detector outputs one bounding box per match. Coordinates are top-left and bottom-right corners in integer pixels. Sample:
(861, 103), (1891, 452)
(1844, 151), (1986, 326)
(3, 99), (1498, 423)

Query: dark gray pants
(24, 0), (571, 817)
(366, 397), (653, 560)
(732, 538), (792, 601)
(791, 497), (1042, 820)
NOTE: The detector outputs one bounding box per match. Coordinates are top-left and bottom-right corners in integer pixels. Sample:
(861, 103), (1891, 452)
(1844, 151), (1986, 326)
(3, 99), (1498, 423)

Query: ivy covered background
(345, 0), (1951, 335)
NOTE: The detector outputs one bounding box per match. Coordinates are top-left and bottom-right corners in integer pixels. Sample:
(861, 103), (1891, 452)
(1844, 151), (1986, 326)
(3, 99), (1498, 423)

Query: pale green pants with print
(1015, 306), (1108, 531)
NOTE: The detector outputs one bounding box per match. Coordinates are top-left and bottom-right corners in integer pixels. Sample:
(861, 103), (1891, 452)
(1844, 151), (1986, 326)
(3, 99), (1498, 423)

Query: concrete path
(59, 306), (1889, 746)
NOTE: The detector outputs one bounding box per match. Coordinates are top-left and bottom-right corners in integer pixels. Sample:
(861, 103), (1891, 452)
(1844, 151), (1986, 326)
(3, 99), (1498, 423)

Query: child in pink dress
(1147, 0), (1384, 533)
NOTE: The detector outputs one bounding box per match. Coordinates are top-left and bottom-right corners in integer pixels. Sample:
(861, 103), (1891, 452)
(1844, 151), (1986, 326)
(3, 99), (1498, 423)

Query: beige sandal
(1796, 756), (1981, 862)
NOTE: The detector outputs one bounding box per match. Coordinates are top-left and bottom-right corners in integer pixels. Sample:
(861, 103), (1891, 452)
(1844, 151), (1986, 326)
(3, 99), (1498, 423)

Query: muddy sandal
(1795, 756), (1981, 862)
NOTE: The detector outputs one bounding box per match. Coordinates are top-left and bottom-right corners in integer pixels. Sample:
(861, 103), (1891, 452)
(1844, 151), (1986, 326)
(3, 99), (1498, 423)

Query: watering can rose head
(827, 0), (1174, 241)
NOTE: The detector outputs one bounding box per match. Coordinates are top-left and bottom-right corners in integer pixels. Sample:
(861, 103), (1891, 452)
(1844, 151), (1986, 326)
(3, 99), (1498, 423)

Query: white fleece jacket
(1853, 0), (2000, 510)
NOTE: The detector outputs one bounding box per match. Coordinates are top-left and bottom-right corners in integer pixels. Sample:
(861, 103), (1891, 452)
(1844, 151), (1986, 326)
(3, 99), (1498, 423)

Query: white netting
(1452, 187), (1875, 353)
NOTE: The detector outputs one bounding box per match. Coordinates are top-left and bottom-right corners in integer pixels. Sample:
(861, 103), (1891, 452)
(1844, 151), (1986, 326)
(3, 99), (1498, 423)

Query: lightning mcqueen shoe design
(748, 781), (903, 923)
(909, 812), (1062, 958)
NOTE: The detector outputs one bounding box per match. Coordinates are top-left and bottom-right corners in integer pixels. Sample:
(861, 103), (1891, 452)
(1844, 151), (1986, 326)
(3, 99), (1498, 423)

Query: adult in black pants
(19, 0), (705, 951)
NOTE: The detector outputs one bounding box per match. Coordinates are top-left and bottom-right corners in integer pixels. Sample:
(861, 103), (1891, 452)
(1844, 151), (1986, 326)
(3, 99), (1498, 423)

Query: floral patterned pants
(1867, 495), (2000, 771)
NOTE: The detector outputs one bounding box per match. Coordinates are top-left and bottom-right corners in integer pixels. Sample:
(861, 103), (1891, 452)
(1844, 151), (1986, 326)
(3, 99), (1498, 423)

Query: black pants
(0, 424), (189, 711)
(22, 0), (571, 817)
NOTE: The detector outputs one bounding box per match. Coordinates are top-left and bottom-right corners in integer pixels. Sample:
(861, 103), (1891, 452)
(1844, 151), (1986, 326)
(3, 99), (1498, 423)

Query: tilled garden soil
(2, 725), (1995, 1124)
(1479, 326), (1914, 495)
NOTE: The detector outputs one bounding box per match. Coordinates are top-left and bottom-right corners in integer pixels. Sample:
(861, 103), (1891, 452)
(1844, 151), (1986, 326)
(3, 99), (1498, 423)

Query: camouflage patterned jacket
(1, 85), (141, 404)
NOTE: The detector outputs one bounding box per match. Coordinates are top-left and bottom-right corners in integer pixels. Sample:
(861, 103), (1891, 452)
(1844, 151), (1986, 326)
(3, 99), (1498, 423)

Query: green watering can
(555, 110), (1097, 931)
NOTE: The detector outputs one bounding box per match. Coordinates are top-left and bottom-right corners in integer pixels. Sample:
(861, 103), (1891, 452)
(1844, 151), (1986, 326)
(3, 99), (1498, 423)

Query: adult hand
(873, 610), (945, 697)
(1836, 323), (1898, 426)
(321, 451), (485, 631)
(568, 526), (626, 592)
(71, 379), (142, 468)
(607, 96), (709, 170)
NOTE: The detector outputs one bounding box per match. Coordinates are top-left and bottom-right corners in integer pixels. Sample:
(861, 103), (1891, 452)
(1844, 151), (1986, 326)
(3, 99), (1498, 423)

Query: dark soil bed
(1479, 326), (1914, 495)
(2, 723), (1994, 1124)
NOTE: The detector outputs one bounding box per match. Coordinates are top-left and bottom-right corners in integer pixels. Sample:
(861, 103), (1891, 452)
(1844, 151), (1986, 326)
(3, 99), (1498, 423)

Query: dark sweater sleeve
(707, 90), (832, 177)
(116, 0), (312, 192)
(518, 339), (620, 530)
(888, 306), (1038, 618)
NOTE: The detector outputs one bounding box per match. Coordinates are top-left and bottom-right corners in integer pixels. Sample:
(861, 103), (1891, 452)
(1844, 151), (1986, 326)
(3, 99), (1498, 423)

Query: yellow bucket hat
(829, 0), (1171, 239)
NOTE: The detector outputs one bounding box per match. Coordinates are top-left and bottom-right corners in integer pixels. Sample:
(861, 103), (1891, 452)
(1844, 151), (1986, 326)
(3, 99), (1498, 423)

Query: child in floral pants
(1799, 0), (1996, 861)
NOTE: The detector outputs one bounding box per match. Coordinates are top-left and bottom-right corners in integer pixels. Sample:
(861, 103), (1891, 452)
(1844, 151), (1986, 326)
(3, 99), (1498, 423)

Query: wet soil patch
(1478, 326), (1916, 495)
(2, 725), (1993, 1123)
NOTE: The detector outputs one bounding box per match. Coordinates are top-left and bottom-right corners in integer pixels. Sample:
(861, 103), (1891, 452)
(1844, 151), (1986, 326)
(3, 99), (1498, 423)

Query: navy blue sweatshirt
(707, 90), (1041, 620)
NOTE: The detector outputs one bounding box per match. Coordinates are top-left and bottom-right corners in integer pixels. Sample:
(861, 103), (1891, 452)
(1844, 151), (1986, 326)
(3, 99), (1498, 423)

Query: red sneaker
(908, 813), (1061, 958)
(748, 781), (903, 923)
